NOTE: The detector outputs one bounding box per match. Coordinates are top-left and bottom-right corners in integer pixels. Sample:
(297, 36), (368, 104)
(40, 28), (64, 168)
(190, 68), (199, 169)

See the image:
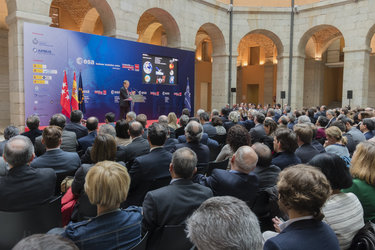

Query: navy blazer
(177, 133), (219, 149)
(142, 179), (213, 248)
(35, 130), (78, 156)
(0, 165), (56, 211)
(194, 169), (259, 205)
(163, 138), (178, 152)
(250, 124), (266, 144)
(30, 148), (81, 174)
(271, 152), (301, 170)
(65, 122), (89, 139)
(21, 128), (42, 144)
(126, 147), (172, 207)
(117, 136), (150, 166)
(203, 123), (217, 138)
(295, 143), (320, 163)
(264, 219), (340, 250)
(175, 142), (210, 164)
(78, 131), (97, 153)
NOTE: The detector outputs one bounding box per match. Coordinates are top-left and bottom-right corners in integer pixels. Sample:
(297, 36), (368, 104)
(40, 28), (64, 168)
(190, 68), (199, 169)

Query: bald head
(232, 146), (258, 174)
(185, 121), (203, 143)
(129, 121), (143, 138)
(3, 135), (34, 168)
(86, 117), (99, 131)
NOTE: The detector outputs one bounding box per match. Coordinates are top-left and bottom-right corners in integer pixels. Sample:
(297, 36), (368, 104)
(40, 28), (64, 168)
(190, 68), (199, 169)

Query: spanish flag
(71, 72), (79, 111)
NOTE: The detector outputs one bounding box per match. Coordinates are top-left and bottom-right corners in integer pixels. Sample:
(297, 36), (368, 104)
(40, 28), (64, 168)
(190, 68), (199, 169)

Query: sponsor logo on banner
(32, 48), (53, 55)
(174, 92), (182, 97)
(162, 92), (170, 96)
(144, 75), (151, 83)
(76, 57), (83, 65)
(111, 90), (120, 95)
(139, 91), (147, 95)
(122, 64), (135, 71)
(143, 61), (153, 74)
(32, 38), (39, 45)
(135, 64), (140, 71)
(94, 90), (107, 95)
(150, 91), (160, 96)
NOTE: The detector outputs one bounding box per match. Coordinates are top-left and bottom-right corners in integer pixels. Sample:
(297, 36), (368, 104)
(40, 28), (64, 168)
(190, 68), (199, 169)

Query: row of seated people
(1, 106), (375, 249)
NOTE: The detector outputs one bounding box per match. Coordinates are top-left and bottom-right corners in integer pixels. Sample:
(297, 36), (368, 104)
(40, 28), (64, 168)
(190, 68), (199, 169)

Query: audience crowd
(1, 104), (375, 249)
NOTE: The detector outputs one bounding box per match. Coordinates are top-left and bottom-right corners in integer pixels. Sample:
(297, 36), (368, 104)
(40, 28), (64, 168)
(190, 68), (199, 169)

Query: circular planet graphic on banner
(170, 70), (174, 76)
(144, 75), (151, 83)
(169, 63), (174, 70)
(143, 61), (153, 74)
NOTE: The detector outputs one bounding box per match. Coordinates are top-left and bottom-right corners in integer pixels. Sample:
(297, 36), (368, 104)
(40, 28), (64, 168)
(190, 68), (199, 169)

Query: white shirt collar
(279, 215), (314, 231)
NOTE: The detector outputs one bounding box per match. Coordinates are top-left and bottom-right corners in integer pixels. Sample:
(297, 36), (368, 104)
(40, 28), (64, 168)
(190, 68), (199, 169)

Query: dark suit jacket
(253, 165), (280, 189)
(78, 131), (97, 153)
(142, 179), (213, 248)
(264, 219), (340, 250)
(0, 165), (56, 211)
(163, 138), (178, 152)
(117, 136), (150, 166)
(174, 126), (185, 138)
(177, 133), (219, 149)
(295, 143), (320, 163)
(194, 169), (259, 205)
(21, 128), (42, 144)
(30, 148), (81, 174)
(64, 122), (88, 139)
(175, 142), (210, 164)
(203, 123), (217, 138)
(35, 130), (78, 156)
(126, 147), (172, 206)
(272, 152), (301, 170)
(238, 119), (255, 131)
(119, 86), (130, 108)
(250, 123), (266, 144)
(326, 117), (337, 128)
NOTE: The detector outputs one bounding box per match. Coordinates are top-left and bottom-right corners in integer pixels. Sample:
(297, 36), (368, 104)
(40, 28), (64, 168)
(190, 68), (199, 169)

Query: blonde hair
(168, 112), (178, 129)
(325, 126), (347, 145)
(351, 141), (375, 185)
(84, 161), (130, 209)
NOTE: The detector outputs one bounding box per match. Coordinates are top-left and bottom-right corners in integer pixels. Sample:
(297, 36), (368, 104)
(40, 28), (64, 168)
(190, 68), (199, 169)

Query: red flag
(60, 71), (71, 118)
(71, 72), (79, 111)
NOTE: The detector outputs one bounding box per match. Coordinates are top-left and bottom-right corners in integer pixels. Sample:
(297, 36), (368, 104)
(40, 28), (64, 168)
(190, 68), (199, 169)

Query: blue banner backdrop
(24, 22), (195, 125)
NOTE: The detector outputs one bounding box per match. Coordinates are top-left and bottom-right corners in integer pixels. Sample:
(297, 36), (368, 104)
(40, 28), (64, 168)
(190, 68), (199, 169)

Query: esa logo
(76, 57), (95, 65)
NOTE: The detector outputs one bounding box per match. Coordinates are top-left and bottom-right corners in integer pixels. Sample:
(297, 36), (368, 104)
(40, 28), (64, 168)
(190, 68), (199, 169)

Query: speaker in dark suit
(119, 80), (131, 119)
(142, 147), (213, 248)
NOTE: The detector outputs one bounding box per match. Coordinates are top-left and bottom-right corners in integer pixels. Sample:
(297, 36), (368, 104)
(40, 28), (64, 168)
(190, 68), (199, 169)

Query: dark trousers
(119, 105), (130, 120)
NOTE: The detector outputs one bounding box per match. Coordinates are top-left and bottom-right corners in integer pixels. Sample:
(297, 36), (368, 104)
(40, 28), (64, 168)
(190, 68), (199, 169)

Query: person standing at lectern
(119, 80), (132, 119)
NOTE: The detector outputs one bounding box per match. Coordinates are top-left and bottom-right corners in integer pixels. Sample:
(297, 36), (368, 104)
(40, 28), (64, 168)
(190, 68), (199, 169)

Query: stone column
(0, 29), (10, 130)
(303, 58), (325, 107)
(342, 48), (370, 108)
(211, 53), (237, 109)
(276, 53), (305, 109)
(368, 54), (375, 107)
(6, 10), (51, 128)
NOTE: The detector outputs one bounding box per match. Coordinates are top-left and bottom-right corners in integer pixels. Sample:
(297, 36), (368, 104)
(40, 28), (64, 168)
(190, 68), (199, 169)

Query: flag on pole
(71, 72), (79, 111)
(184, 77), (192, 112)
(60, 71), (71, 118)
(78, 72), (86, 114)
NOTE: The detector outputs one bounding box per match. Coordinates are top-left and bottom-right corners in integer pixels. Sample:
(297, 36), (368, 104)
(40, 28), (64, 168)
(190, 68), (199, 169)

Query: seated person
(21, 115), (43, 144)
(186, 196), (262, 250)
(294, 123), (320, 163)
(309, 153), (364, 250)
(71, 134), (118, 221)
(142, 147), (213, 248)
(51, 161), (142, 250)
(194, 146), (259, 205)
(64, 110), (88, 139)
(0, 135), (56, 211)
(271, 129), (301, 170)
(343, 141), (375, 221)
(263, 165), (340, 250)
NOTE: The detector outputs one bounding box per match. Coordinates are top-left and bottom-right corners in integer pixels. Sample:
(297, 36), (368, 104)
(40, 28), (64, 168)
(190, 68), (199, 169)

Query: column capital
(343, 47), (371, 54)
(6, 11), (51, 26)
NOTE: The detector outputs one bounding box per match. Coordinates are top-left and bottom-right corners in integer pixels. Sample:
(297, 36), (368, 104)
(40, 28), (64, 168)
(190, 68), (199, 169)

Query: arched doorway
(236, 31), (281, 106)
(194, 23), (226, 113)
(137, 8), (180, 48)
(299, 25), (344, 108)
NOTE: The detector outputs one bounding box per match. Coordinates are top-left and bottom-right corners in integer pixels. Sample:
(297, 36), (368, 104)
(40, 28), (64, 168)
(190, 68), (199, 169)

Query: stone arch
(80, 8), (100, 33)
(87, 0), (116, 36)
(298, 24), (343, 57)
(197, 23), (226, 56)
(137, 8), (181, 48)
(366, 24), (375, 53)
(247, 29), (284, 56)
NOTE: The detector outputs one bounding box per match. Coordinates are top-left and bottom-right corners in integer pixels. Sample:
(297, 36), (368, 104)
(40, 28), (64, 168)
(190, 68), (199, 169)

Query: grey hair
(196, 109), (205, 117)
(3, 135), (34, 168)
(185, 121), (203, 142)
(186, 196), (262, 250)
(158, 115), (168, 124)
(211, 109), (219, 116)
(4, 126), (20, 140)
(172, 147), (197, 179)
(126, 111), (136, 120)
(234, 146), (258, 173)
(228, 111), (240, 123)
(179, 115), (189, 126)
(99, 124), (116, 138)
(298, 115), (311, 124)
(327, 109), (335, 116)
